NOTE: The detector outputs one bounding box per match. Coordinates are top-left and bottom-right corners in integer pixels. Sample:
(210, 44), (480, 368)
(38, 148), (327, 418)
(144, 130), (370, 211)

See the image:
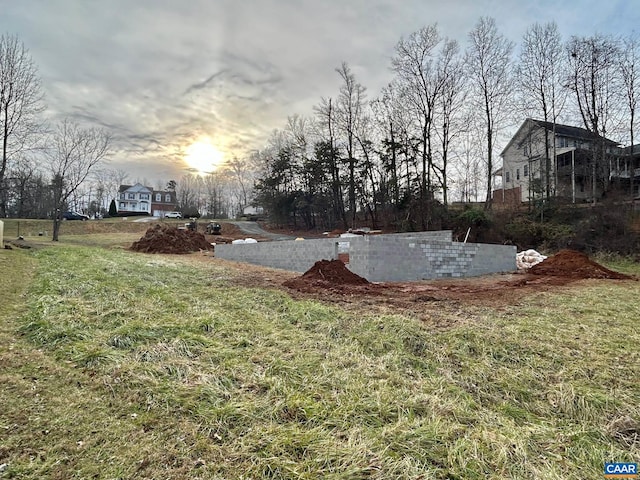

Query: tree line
(250, 18), (639, 231)
(3, 18), (639, 236)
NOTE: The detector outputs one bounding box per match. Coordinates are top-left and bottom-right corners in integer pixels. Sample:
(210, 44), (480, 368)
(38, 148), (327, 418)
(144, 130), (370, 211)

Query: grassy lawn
(0, 242), (638, 479)
(0, 218), (178, 239)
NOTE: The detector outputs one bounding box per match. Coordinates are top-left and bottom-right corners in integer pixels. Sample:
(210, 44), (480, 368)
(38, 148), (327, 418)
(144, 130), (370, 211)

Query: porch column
(572, 149), (576, 204)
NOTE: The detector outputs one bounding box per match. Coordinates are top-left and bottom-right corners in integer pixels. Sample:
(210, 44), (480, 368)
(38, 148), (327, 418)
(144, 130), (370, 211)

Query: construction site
(126, 222), (635, 314)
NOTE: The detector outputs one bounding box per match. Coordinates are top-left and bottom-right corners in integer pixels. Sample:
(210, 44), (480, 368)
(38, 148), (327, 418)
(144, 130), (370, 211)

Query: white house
(496, 118), (633, 204)
(118, 184), (178, 216)
(118, 183), (153, 214)
(242, 205), (264, 216)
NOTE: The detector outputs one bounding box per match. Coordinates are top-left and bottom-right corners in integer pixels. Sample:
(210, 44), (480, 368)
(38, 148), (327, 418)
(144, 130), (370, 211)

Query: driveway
(226, 221), (296, 241)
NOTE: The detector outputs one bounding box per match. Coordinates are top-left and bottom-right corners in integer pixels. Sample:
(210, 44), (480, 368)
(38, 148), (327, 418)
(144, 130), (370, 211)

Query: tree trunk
(484, 122), (493, 210)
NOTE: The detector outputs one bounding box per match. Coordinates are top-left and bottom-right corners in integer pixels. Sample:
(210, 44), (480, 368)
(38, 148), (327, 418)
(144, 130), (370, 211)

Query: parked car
(62, 211), (90, 221)
(165, 211), (182, 218)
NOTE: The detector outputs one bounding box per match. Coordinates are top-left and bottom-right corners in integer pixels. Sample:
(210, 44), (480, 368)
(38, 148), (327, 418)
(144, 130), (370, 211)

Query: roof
(118, 183), (152, 193)
(150, 190), (177, 203)
(623, 144), (640, 155)
(501, 118), (619, 156)
(532, 120), (618, 144)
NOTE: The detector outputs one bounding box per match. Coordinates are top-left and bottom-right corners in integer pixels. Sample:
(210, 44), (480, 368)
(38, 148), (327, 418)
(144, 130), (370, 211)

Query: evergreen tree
(108, 199), (117, 217)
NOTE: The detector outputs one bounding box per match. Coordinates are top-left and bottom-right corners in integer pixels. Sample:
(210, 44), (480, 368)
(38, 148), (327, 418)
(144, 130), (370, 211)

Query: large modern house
(118, 183), (178, 216)
(495, 118), (640, 204)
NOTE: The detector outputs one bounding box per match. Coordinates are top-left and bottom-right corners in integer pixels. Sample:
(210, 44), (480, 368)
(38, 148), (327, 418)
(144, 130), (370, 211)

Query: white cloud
(2, 0), (639, 181)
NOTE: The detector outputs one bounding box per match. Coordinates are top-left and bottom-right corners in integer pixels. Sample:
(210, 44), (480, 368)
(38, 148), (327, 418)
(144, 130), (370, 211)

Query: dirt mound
(283, 259), (370, 292)
(529, 249), (632, 279)
(130, 224), (213, 254)
(302, 259), (369, 284)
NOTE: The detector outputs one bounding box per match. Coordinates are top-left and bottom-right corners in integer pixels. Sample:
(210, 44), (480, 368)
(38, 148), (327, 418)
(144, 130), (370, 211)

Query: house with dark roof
(495, 118), (638, 204)
(118, 183), (178, 216)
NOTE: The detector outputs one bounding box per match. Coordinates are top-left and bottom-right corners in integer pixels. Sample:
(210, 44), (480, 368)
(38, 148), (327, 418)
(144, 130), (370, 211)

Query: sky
(2, 0), (638, 185)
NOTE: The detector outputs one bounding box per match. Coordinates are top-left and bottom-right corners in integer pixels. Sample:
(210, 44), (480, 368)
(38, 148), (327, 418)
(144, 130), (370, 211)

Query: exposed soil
(130, 224), (213, 254)
(270, 248), (635, 313)
(180, 247), (636, 330)
(529, 249), (633, 279)
(283, 259), (369, 292)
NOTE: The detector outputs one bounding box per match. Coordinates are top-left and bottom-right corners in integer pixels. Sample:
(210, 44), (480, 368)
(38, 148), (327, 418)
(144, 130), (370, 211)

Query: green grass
(0, 217), (182, 239)
(1, 244), (639, 479)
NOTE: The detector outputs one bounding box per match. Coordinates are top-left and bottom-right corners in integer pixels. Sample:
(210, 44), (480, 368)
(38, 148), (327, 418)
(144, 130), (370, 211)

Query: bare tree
(176, 173), (205, 215)
(465, 17), (514, 209)
(93, 167), (128, 211)
(203, 171), (230, 218)
(392, 24), (443, 226)
(226, 155), (259, 215)
(6, 156), (47, 218)
(335, 62), (367, 227)
(620, 32), (640, 195)
(455, 125), (483, 203)
(48, 119), (112, 240)
(0, 34), (45, 216)
(371, 84), (402, 210)
(314, 96), (347, 228)
(434, 38), (466, 206)
(517, 22), (566, 199)
(567, 34), (621, 201)
(353, 108), (380, 228)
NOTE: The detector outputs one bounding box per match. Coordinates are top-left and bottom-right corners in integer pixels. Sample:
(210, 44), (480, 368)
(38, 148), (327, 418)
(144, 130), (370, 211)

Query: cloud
(183, 70), (229, 95)
(3, 0), (639, 182)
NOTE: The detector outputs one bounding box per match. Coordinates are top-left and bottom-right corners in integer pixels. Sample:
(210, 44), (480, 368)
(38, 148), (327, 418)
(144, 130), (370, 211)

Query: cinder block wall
(214, 237), (339, 273)
(214, 231), (516, 281)
(347, 235), (516, 282)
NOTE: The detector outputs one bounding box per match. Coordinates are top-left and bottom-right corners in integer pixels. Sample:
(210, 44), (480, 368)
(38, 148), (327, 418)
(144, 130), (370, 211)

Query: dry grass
(0, 244), (638, 479)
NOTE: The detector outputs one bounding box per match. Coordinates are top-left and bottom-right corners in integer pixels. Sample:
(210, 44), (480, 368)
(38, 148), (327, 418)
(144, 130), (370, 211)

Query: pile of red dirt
(529, 249), (632, 279)
(283, 259), (370, 292)
(130, 224), (213, 254)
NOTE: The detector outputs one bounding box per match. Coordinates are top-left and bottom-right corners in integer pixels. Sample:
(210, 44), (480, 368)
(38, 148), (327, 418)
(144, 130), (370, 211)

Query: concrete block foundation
(214, 230), (516, 282)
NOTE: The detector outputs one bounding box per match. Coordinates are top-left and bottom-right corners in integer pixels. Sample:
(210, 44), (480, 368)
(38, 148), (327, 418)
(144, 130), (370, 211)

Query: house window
(155, 193), (161, 202)
(516, 169), (520, 180)
(119, 202), (125, 209)
(557, 137), (569, 148)
(128, 193), (135, 199)
(140, 193), (149, 200)
(524, 165), (528, 177)
(523, 144), (530, 156)
(505, 171), (511, 183)
(120, 193), (125, 199)
(165, 194), (171, 202)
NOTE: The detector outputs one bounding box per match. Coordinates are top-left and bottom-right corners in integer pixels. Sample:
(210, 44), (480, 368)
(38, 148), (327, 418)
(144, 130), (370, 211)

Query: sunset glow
(184, 139), (225, 174)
